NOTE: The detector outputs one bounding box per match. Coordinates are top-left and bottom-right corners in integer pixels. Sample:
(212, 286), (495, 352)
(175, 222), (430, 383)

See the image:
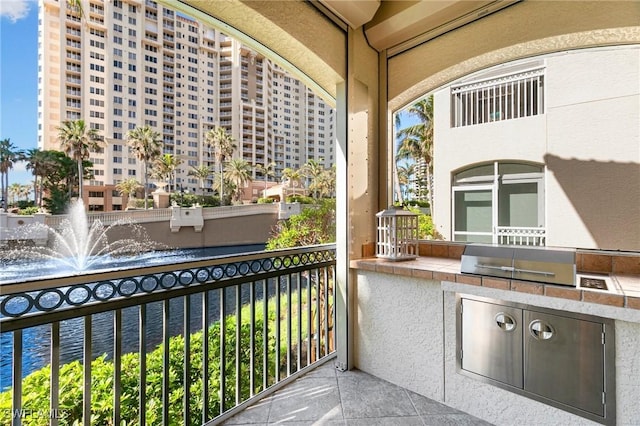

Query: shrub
(405, 199), (430, 209)
(257, 197), (275, 204)
(266, 199), (336, 249)
(17, 200), (35, 209)
(0, 315), (275, 426)
(405, 206), (442, 240)
(18, 207), (40, 216)
(285, 195), (314, 204)
(169, 194), (220, 208)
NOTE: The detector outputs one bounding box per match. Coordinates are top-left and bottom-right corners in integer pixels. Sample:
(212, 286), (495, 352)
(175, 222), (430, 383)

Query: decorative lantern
(376, 206), (419, 261)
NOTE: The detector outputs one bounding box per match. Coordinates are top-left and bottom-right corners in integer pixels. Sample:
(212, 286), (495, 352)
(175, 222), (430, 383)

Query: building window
(451, 68), (545, 127)
(452, 162), (545, 245)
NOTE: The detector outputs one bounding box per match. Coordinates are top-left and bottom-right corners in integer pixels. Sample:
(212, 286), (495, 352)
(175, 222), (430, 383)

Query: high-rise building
(38, 0), (334, 211)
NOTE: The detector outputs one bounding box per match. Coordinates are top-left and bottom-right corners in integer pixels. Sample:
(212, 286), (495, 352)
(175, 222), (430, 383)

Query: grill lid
(461, 244), (576, 286)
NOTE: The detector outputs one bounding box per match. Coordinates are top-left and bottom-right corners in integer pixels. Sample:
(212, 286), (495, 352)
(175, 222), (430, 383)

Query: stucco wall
(544, 47), (640, 250)
(105, 213), (277, 249)
(354, 270), (640, 426)
(431, 46), (640, 250)
(387, 1), (640, 110)
(354, 270), (444, 400)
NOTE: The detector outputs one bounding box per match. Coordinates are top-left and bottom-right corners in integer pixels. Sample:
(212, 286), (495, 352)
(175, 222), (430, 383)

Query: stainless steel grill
(461, 244), (576, 286)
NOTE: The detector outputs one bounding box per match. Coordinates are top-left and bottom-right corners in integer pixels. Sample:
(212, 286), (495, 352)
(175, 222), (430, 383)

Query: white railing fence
(496, 226), (546, 246)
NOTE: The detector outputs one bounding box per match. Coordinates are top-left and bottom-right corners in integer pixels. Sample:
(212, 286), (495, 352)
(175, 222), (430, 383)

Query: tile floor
(222, 360), (493, 425)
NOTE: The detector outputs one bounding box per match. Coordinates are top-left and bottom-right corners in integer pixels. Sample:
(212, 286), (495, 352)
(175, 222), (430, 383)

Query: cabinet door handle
(495, 312), (517, 332)
(529, 320), (554, 340)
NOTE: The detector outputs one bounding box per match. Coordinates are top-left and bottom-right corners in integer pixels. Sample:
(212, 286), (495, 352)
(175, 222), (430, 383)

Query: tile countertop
(350, 256), (640, 311)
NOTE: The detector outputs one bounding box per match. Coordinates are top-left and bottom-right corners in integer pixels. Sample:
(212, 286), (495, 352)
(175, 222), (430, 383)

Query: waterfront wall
(0, 204), (285, 250)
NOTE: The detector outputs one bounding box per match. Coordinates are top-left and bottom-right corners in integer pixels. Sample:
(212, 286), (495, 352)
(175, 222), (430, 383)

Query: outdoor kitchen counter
(350, 255), (640, 313)
(350, 251), (640, 425)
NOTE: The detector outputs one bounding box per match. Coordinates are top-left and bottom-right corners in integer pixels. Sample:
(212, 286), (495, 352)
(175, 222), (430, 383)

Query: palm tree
(152, 153), (182, 192)
(126, 125), (162, 209)
(301, 159), (325, 199)
(57, 119), (102, 202)
(396, 95), (434, 208)
(66, 0), (85, 20)
(188, 164), (214, 196)
(24, 148), (53, 207)
(397, 163), (417, 201)
(204, 126), (236, 205)
(115, 178), (142, 209)
(282, 167), (303, 187)
(0, 138), (22, 211)
(8, 183), (31, 204)
(313, 167), (336, 198)
(255, 162), (276, 196)
(224, 159), (252, 203)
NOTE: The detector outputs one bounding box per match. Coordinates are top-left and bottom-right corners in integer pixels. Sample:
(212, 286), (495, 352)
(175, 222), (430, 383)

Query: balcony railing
(496, 226), (546, 246)
(0, 244), (336, 425)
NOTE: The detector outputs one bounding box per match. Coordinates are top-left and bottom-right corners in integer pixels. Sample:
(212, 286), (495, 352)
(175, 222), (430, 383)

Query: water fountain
(0, 201), (268, 394)
(0, 200), (168, 282)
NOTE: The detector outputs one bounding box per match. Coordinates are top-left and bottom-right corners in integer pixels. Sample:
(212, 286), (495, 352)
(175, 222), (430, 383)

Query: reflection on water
(0, 244), (264, 284)
(0, 244), (269, 391)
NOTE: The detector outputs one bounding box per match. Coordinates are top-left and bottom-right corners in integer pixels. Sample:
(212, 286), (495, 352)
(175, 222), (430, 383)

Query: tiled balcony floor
(222, 360), (493, 425)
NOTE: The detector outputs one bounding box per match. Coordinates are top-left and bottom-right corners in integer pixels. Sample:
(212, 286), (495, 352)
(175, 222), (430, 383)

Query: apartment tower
(38, 0), (334, 211)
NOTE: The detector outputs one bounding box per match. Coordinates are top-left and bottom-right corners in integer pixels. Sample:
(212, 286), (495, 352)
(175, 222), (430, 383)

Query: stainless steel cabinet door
(461, 298), (523, 388)
(524, 310), (605, 416)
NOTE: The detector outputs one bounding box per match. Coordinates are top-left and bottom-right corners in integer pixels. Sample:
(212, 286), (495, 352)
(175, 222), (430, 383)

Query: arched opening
(392, 45), (639, 250)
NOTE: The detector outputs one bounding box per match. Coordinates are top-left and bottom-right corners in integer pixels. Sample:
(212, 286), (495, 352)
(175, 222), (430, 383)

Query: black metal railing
(0, 244), (336, 425)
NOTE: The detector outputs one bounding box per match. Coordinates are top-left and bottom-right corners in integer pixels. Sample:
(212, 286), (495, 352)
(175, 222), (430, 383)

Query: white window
(451, 68), (545, 127)
(452, 162), (545, 245)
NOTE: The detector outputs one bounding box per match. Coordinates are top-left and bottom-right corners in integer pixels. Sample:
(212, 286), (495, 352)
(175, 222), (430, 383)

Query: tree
(204, 126), (236, 205)
(66, 0), (85, 20)
(188, 164), (214, 196)
(224, 159), (252, 203)
(266, 199), (336, 249)
(313, 165), (336, 198)
(397, 163), (417, 201)
(152, 153), (182, 192)
(0, 138), (22, 211)
(301, 159), (325, 199)
(24, 148), (54, 208)
(39, 151), (79, 214)
(127, 125), (162, 209)
(282, 167), (303, 188)
(396, 95), (435, 209)
(57, 119), (102, 202)
(8, 183), (31, 205)
(255, 162), (276, 196)
(115, 178), (142, 209)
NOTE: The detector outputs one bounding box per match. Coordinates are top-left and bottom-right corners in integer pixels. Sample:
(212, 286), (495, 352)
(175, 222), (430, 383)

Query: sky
(0, 0), (38, 187)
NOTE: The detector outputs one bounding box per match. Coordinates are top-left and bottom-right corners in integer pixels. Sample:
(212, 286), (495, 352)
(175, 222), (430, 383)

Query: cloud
(0, 0), (31, 23)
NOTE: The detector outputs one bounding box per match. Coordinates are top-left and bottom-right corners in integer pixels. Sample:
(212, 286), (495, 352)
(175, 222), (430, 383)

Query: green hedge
(169, 194), (222, 208)
(0, 315), (275, 425)
(285, 195), (315, 204)
(266, 199), (336, 250)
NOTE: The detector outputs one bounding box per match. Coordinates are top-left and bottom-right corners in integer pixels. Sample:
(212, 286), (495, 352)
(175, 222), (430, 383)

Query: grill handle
(513, 268), (555, 277)
(475, 264), (515, 272)
(475, 264), (556, 277)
